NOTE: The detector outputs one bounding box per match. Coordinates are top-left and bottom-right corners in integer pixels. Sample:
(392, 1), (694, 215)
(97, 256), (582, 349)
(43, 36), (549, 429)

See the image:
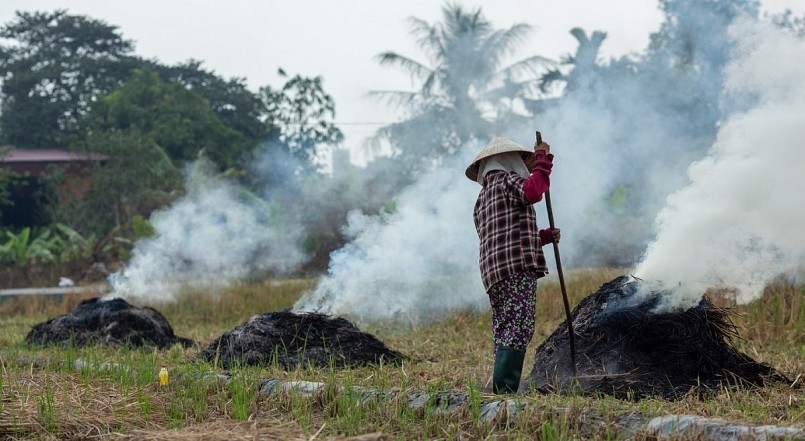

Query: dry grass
(1, 267), (803, 440)
(113, 417), (388, 441)
(0, 371), (161, 439)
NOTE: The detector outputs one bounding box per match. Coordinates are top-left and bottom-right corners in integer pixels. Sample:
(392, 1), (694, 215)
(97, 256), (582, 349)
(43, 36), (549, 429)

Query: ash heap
(199, 310), (406, 369)
(527, 276), (789, 399)
(26, 297), (193, 349)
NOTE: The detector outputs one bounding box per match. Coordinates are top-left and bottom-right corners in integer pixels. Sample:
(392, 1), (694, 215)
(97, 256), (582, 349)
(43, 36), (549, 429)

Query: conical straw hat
(465, 136), (534, 181)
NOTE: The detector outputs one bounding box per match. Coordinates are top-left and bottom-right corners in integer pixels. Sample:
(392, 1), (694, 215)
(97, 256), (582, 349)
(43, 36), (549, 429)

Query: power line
(333, 121), (391, 125)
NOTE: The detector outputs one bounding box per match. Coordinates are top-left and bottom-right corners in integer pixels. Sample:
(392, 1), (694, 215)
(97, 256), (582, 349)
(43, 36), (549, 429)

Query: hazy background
(3, 0), (798, 164)
(3, 1), (803, 321)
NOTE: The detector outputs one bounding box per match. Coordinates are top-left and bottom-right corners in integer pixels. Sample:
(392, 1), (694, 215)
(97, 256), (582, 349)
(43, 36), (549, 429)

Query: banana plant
(53, 223), (93, 261)
(0, 227), (58, 265)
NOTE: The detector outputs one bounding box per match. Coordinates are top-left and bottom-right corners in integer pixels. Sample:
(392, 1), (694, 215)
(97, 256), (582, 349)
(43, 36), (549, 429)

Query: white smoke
(294, 145), (487, 322)
(106, 8), (803, 318)
(634, 19), (805, 311)
(295, 12), (805, 322)
(108, 159), (307, 301)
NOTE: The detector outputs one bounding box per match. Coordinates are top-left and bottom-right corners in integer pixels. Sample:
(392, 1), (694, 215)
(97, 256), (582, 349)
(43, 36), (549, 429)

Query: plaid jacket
(474, 170), (550, 291)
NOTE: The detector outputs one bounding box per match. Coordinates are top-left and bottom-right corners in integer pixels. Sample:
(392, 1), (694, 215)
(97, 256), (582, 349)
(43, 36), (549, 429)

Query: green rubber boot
(492, 346), (526, 394)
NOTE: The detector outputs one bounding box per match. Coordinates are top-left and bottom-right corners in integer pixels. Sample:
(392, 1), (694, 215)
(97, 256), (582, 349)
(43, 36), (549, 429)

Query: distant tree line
(0, 10), (348, 280)
(0, 11), (341, 247)
(0, 11), (341, 163)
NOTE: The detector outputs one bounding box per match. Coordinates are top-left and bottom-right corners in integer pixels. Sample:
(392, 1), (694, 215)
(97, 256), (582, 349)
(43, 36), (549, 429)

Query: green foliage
(130, 214), (155, 239)
(260, 69), (344, 170)
(228, 373), (257, 421)
(0, 11), (271, 158)
(0, 223), (109, 266)
(1, 227), (57, 265)
(0, 9), (349, 268)
(160, 60), (273, 146)
(0, 10), (141, 147)
(36, 375), (59, 435)
(87, 68), (249, 169)
(52, 223), (111, 261)
(50, 128), (182, 237)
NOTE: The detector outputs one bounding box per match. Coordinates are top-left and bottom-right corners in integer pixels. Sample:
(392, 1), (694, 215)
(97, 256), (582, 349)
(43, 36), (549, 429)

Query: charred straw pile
(26, 297), (193, 349)
(199, 310), (406, 369)
(527, 276), (789, 400)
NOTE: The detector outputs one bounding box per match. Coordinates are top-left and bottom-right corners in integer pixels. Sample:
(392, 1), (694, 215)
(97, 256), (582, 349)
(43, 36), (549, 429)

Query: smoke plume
(634, 20), (805, 310)
(108, 158), (307, 301)
(108, 5), (803, 319)
(294, 146), (487, 322)
(296, 8), (804, 322)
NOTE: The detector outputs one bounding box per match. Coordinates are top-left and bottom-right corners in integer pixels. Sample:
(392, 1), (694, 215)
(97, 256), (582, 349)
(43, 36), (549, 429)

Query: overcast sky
(1, 1), (802, 163)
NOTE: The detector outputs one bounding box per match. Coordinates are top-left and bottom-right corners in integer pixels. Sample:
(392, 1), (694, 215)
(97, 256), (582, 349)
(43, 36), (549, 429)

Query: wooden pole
(536, 130), (577, 377)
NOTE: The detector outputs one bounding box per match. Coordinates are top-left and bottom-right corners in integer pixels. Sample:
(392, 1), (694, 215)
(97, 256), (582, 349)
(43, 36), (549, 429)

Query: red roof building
(1, 148), (106, 176)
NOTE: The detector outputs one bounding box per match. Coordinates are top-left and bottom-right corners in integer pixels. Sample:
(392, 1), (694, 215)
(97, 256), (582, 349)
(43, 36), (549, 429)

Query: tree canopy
(0, 9), (346, 246)
(0, 10), (140, 147)
(159, 60), (273, 148)
(260, 69), (343, 170)
(0, 9), (341, 170)
(86, 68), (248, 169)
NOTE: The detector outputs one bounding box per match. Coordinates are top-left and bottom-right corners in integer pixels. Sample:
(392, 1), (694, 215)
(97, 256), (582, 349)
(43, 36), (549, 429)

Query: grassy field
(0, 268), (803, 440)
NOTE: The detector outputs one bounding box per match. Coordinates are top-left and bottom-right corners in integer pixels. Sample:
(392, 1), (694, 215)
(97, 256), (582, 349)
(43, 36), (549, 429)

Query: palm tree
(370, 3), (555, 172)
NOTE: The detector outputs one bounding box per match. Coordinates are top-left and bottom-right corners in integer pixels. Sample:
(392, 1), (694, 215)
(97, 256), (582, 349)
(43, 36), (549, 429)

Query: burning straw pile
(26, 297), (193, 349)
(199, 311), (406, 369)
(527, 276), (789, 399)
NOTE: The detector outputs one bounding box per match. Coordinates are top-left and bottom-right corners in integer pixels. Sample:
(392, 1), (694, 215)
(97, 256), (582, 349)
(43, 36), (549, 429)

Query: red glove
(539, 228), (561, 245)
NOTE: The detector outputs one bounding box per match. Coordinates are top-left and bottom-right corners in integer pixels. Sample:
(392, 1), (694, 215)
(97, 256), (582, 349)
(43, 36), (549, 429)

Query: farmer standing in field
(466, 136), (560, 394)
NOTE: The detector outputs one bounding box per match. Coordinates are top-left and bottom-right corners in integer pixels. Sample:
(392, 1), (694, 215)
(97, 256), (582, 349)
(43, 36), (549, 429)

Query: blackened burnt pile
(199, 311), (406, 369)
(26, 297), (193, 349)
(527, 276), (788, 399)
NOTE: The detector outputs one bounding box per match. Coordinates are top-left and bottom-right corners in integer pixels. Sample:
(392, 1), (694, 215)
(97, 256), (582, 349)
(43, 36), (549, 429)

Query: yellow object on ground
(159, 365), (169, 386)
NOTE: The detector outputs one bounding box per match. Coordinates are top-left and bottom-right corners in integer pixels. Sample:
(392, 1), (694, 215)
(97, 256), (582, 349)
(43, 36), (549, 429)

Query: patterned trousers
(487, 270), (538, 352)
